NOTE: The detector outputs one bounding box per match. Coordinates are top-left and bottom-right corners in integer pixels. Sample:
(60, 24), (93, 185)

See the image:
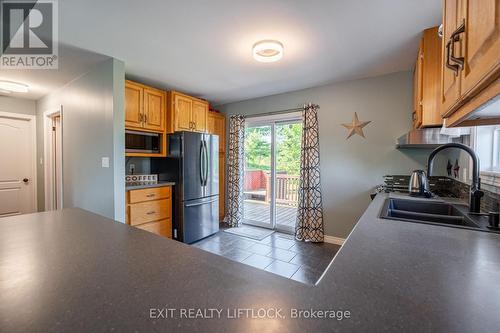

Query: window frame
(471, 125), (500, 187)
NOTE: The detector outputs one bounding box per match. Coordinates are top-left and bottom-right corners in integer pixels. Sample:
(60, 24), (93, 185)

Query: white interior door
(0, 112), (36, 217)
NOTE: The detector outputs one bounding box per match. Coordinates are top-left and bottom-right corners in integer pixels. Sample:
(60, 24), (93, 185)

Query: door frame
(43, 107), (63, 211)
(243, 111), (302, 233)
(242, 121), (275, 230)
(0, 110), (38, 213)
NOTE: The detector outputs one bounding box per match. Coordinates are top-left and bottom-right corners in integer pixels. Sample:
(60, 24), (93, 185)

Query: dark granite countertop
(1, 193), (500, 332)
(125, 181), (175, 191)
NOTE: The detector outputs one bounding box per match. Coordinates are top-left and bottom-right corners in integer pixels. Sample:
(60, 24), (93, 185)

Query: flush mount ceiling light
(252, 40), (284, 63)
(0, 80), (29, 93)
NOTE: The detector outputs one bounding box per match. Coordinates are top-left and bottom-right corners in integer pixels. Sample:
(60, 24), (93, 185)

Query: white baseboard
(324, 235), (345, 246)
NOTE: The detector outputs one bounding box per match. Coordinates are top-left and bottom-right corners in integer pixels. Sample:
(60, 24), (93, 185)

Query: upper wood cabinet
(413, 39), (424, 128)
(413, 26), (443, 128)
(125, 81), (144, 129)
(440, 0), (463, 115)
(422, 27), (443, 127)
(207, 111), (226, 153)
(143, 88), (165, 132)
(461, 0), (500, 98)
(125, 80), (166, 133)
(440, 0), (500, 126)
(192, 100), (208, 132)
(167, 91), (208, 133)
(173, 93), (192, 131)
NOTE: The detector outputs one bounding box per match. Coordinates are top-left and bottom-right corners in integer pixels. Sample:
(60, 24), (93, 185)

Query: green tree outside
(244, 122), (302, 175)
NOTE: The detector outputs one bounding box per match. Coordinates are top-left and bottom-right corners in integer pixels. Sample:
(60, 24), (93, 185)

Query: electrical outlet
(101, 157), (110, 168)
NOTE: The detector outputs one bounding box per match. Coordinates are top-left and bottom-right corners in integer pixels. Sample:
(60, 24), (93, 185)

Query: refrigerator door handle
(203, 139), (209, 187)
(199, 140), (205, 186)
(185, 198), (218, 207)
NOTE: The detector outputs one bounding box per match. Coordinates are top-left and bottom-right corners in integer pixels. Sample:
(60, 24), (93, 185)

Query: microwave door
(125, 130), (160, 153)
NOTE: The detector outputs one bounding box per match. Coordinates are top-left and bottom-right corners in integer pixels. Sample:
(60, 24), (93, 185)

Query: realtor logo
(1, 0), (58, 69)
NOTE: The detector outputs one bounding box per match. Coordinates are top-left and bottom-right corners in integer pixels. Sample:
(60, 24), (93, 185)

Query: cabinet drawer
(129, 199), (171, 225)
(128, 186), (171, 204)
(135, 218), (172, 238)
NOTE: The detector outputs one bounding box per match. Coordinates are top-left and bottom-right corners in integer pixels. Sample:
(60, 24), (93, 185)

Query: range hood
(396, 128), (465, 149)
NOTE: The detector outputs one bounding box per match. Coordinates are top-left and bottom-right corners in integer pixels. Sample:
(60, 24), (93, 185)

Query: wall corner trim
(324, 235), (345, 246)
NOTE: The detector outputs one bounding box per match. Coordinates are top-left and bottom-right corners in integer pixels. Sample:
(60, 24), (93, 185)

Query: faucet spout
(427, 143), (483, 213)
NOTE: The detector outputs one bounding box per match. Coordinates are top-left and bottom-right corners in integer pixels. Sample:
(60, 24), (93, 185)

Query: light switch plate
(101, 157), (110, 168)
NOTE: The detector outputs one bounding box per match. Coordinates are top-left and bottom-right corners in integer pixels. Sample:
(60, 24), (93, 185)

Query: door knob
(23, 178), (29, 183)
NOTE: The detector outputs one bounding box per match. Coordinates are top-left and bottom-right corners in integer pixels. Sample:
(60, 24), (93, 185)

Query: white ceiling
(4, 0), (442, 104)
(0, 45), (110, 100)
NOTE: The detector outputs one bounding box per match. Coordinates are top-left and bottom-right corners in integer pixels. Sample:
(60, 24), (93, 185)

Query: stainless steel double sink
(380, 197), (494, 232)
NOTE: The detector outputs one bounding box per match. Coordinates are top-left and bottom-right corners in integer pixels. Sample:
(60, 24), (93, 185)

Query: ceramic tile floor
(191, 228), (341, 285)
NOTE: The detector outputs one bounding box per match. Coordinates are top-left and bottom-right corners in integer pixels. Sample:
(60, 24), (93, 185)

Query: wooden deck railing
(265, 174), (300, 207)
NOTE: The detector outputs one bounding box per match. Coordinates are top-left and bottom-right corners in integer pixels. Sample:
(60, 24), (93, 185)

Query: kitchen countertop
(125, 181), (175, 191)
(1, 193), (500, 332)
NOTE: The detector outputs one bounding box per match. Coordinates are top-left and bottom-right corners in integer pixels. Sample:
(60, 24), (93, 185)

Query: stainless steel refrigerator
(152, 132), (219, 244)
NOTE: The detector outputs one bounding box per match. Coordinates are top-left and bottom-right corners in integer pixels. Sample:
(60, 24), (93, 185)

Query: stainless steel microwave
(125, 130), (160, 154)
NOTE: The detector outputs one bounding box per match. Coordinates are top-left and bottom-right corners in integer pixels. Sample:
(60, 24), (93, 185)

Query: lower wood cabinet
(126, 186), (172, 238)
(135, 219), (172, 238)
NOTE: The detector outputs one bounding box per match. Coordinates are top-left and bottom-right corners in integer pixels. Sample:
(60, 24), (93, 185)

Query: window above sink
(471, 125), (500, 189)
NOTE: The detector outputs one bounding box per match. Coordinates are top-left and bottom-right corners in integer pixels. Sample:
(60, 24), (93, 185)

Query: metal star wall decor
(341, 112), (372, 139)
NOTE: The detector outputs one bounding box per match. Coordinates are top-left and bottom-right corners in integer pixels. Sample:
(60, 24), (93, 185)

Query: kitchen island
(1, 193), (499, 332)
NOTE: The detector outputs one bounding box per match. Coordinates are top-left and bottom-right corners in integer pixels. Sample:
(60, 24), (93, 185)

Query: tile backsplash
(125, 157), (151, 175)
(383, 175), (500, 213)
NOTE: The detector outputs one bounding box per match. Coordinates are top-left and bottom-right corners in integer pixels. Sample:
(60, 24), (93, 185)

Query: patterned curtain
(225, 115), (245, 227)
(295, 103), (325, 242)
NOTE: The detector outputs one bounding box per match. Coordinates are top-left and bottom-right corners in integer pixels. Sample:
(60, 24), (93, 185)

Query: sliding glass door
(243, 124), (273, 228)
(274, 121), (302, 232)
(243, 114), (302, 233)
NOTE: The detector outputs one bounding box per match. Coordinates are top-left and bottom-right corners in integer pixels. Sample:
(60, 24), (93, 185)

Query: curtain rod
(243, 104), (319, 119)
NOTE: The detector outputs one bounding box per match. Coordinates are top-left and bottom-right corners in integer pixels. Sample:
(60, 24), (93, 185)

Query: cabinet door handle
(445, 39), (460, 76)
(146, 194), (155, 198)
(146, 211), (156, 215)
(139, 113), (144, 122)
(144, 114), (148, 123)
(449, 20), (465, 70)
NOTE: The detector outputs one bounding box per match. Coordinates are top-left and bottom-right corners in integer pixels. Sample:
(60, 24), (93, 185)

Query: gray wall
(0, 96), (36, 115)
(219, 71), (434, 238)
(36, 58), (126, 222)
